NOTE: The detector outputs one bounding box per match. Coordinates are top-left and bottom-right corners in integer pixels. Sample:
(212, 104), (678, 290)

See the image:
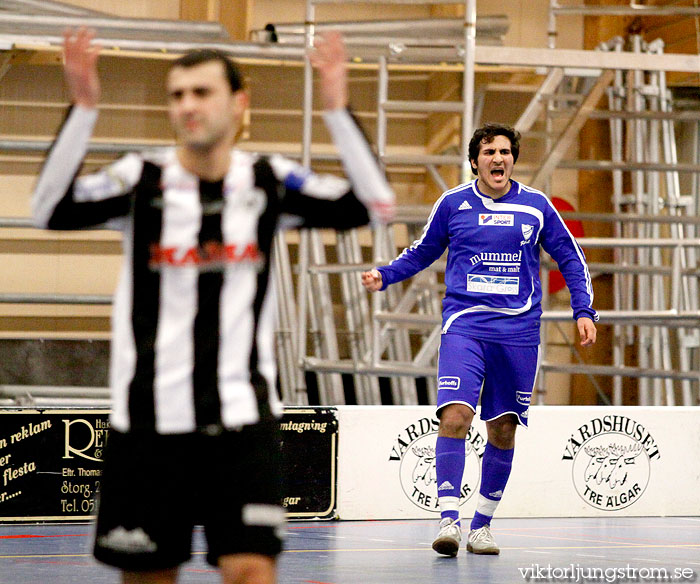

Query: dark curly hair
(468, 123), (521, 175)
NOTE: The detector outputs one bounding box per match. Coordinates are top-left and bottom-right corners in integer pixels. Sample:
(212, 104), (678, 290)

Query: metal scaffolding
(292, 0), (700, 407)
(1, 0), (699, 407)
(601, 35), (699, 406)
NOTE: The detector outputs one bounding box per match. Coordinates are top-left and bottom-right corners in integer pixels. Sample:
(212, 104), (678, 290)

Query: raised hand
(309, 31), (348, 111)
(361, 269), (383, 292)
(63, 28), (101, 108)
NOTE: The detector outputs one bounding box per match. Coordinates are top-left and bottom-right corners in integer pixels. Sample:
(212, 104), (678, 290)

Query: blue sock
(470, 442), (514, 530)
(436, 436), (465, 525)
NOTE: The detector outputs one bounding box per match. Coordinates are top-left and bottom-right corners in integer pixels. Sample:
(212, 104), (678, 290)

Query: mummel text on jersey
(377, 180), (597, 346)
(33, 105), (394, 434)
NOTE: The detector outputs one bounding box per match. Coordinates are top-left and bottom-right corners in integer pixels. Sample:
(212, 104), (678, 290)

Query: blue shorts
(436, 333), (540, 427)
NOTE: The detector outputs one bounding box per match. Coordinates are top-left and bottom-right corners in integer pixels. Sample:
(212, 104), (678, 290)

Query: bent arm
(33, 29), (136, 231)
(540, 203), (598, 322)
(361, 268), (383, 292)
(270, 142), (391, 231)
(297, 30), (394, 227)
(376, 196), (450, 289)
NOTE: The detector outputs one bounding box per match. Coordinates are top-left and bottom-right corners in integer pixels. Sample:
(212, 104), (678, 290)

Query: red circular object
(547, 197), (585, 294)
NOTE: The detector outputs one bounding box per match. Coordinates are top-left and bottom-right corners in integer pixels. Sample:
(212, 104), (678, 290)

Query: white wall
(336, 405), (700, 519)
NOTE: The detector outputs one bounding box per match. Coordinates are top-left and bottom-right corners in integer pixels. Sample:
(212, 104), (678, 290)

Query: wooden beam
(179, 0), (209, 21)
(0, 51), (12, 82)
(2, 49), (62, 68)
(220, 0), (251, 42)
(180, 0), (249, 41)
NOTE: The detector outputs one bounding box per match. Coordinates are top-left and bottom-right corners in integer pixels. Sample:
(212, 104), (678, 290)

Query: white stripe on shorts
(242, 504), (286, 527)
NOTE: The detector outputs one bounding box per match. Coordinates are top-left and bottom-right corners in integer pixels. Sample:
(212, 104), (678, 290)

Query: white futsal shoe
(432, 517), (462, 557)
(467, 524), (500, 555)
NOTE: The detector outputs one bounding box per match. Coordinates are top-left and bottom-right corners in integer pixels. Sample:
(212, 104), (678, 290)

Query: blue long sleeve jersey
(377, 180), (598, 346)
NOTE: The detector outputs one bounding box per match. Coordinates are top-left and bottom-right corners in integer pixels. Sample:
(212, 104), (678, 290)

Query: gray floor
(1, 517), (699, 583)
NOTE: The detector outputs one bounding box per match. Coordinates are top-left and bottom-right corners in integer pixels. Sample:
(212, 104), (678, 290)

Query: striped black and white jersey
(33, 106), (394, 435)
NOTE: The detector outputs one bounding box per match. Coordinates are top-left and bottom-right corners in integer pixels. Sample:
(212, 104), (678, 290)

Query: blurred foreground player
(362, 123), (596, 557)
(33, 29), (394, 584)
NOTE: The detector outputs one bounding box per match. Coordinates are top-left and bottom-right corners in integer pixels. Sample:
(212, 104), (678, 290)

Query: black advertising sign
(280, 407), (337, 519)
(0, 407), (337, 522)
(0, 409), (108, 520)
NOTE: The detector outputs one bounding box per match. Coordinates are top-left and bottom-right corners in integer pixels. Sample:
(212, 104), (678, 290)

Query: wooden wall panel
(59, 0), (180, 18)
(248, 0), (430, 31)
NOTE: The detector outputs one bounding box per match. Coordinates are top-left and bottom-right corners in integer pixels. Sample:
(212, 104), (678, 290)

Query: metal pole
(548, 0), (558, 49)
(347, 228), (382, 403)
(294, 0), (317, 401)
(629, 35), (651, 406)
(296, 231), (313, 398)
(461, 0), (476, 182)
(605, 37), (626, 405)
(645, 61), (667, 406)
(377, 55), (388, 160)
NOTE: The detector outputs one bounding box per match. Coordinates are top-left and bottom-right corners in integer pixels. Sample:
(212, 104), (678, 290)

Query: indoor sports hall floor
(1, 517), (699, 583)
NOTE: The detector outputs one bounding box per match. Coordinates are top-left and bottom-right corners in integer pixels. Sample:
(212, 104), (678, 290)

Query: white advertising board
(335, 405), (700, 520)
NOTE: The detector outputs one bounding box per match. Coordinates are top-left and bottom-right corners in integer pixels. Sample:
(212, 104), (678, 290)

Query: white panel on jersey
(300, 173), (351, 200)
(257, 277), (284, 418)
(442, 279), (535, 333)
(219, 153), (263, 428)
(75, 153), (144, 203)
(219, 274), (260, 428)
(269, 153), (350, 201)
(153, 161), (201, 433)
(109, 223), (137, 433)
(473, 185), (544, 241)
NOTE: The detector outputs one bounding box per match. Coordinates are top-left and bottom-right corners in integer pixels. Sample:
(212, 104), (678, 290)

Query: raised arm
(307, 32), (395, 225)
(63, 27), (101, 109)
(33, 28), (139, 230)
(309, 30), (348, 111)
(363, 194), (451, 291)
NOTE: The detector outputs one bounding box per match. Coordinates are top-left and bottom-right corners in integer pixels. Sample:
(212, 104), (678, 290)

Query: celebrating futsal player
(33, 28), (394, 584)
(362, 123), (597, 557)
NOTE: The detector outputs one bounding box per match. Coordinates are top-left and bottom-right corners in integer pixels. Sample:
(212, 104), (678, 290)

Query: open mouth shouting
(489, 166), (509, 189)
(474, 135), (515, 198)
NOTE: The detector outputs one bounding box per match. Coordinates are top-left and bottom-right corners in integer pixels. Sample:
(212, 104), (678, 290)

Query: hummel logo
(489, 490), (504, 499)
(438, 481), (454, 491)
(458, 200), (472, 211)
